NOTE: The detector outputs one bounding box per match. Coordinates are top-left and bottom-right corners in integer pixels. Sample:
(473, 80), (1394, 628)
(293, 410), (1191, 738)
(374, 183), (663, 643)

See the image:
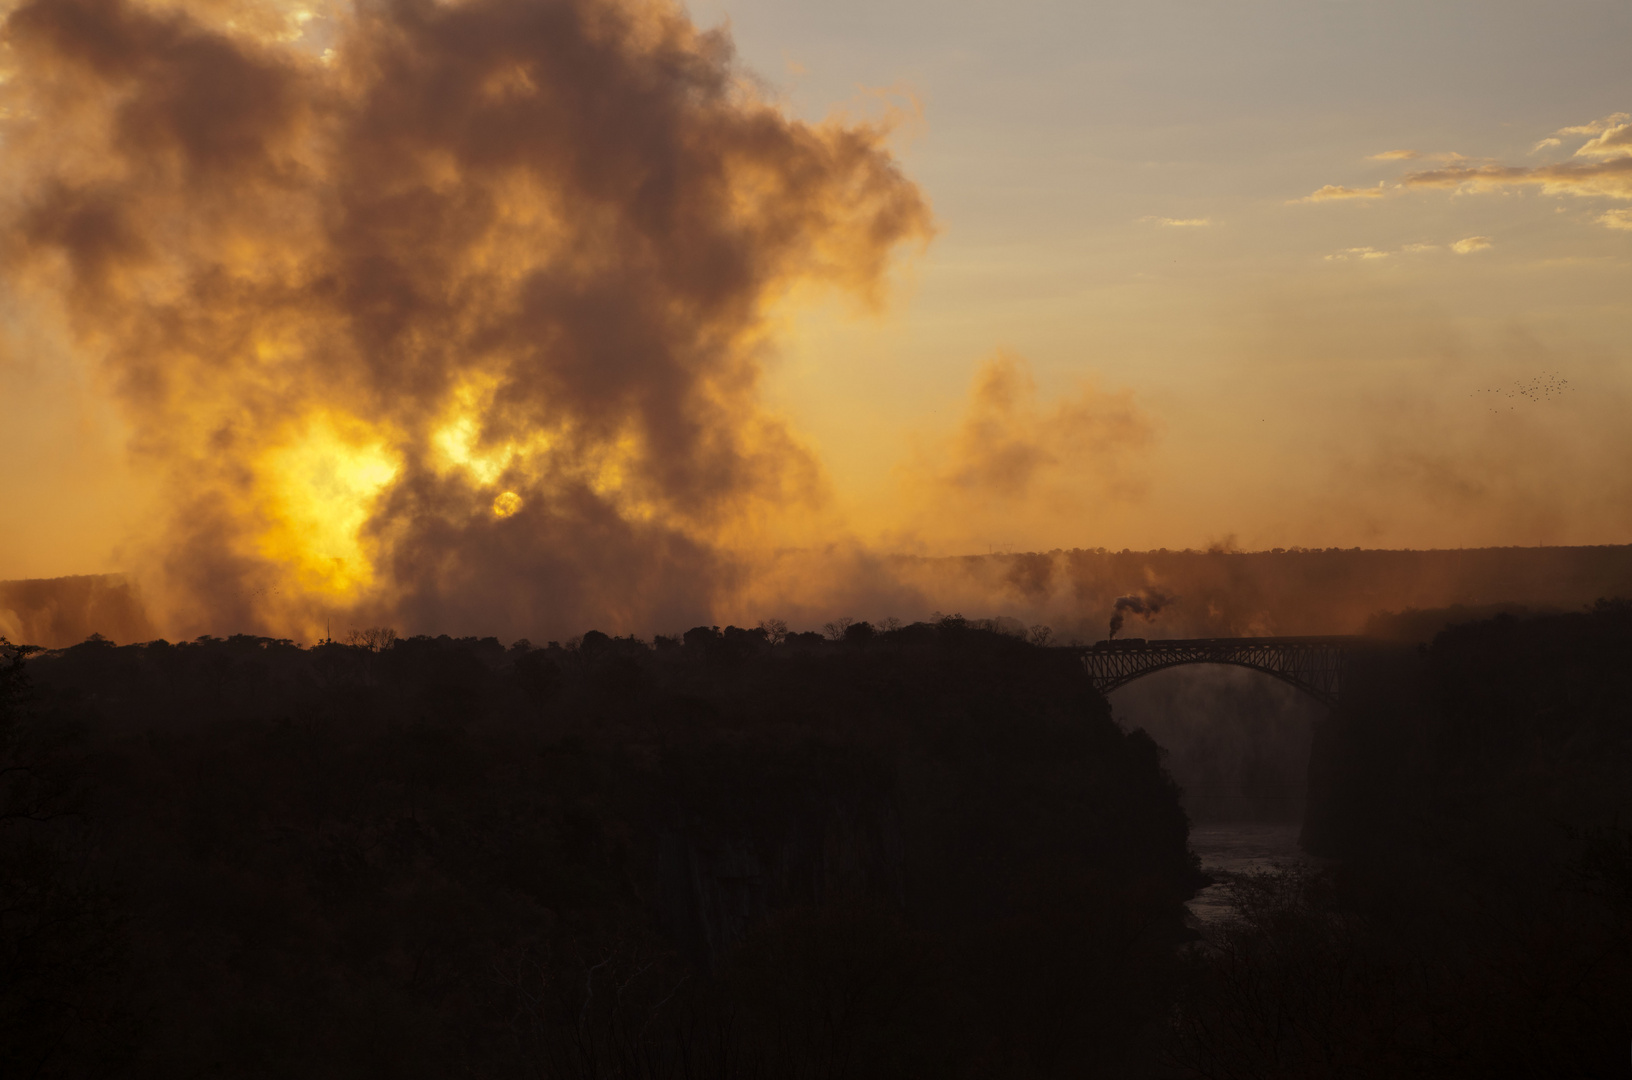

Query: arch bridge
(1077, 637), (1372, 708)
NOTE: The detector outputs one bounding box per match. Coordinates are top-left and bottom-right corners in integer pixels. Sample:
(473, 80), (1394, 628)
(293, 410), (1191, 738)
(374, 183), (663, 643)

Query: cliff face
(1299, 645), (1433, 857)
(1302, 603), (1632, 860)
(0, 574), (154, 648)
(1175, 605), (1632, 1079)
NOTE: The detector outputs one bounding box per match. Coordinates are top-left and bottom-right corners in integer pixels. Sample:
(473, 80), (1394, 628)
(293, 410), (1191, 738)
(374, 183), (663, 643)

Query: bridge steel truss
(1078, 637), (1363, 708)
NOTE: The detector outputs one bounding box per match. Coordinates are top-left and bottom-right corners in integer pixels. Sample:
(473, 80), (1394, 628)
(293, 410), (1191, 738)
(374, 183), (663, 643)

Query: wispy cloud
(1324, 238), (1494, 261)
(1526, 115), (1628, 154)
(1324, 246), (1391, 261)
(1551, 113), (1629, 139)
(1600, 209), (1632, 230)
(1139, 216), (1212, 227)
(1313, 114), (1632, 227)
(1574, 121), (1632, 161)
(1401, 159), (1632, 201)
(1293, 183), (1387, 204)
(1368, 150), (1467, 164)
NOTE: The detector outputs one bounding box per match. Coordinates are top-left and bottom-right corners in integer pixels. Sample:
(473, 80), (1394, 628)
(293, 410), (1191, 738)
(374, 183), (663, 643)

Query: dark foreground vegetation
(0, 620), (1198, 1078)
(3, 607), (1630, 1077)
(1176, 601), (1632, 1078)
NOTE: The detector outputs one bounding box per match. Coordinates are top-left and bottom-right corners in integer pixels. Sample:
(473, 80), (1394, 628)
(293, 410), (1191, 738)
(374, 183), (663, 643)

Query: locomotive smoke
(1108, 589), (1175, 639)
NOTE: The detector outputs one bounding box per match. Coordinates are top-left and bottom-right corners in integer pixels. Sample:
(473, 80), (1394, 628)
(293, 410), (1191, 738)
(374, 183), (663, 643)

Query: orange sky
(1, 0), (1628, 640)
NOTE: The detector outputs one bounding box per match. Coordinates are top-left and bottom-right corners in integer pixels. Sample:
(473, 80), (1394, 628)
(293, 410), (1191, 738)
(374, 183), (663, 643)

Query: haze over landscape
(2, 3), (1630, 1076)
(1, 0), (1628, 644)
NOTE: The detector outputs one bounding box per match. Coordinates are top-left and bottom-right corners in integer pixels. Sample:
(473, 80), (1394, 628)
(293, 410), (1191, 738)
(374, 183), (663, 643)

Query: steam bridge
(1078, 637), (1367, 708)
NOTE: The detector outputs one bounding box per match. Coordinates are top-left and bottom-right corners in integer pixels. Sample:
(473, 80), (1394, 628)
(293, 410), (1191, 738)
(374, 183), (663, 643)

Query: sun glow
(258, 417), (399, 596)
(433, 411), (511, 485)
(429, 378), (661, 524)
(431, 378), (553, 487)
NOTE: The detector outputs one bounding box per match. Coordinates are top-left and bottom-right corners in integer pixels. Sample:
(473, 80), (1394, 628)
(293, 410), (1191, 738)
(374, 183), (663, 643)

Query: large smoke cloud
(0, 0), (931, 640)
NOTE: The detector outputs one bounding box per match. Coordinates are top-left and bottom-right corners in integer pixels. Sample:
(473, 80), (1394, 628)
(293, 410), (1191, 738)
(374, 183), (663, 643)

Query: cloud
(1574, 122), (1632, 161)
(1293, 183), (1387, 204)
(1531, 114), (1629, 156)
(1323, 240), (1483, 261)
(1599, 209), (1632, 230)
(1396, 113), (1632, 202)
(1401, 159), (1632, 200)
(0, 0), (932, 641)
(1528, 113), (1631, 155)
(1367, 150), (1467, 164)
(1141, 216), (1212, 227)
(1309, 115), (1632, 228)
(1549, 112), (1630, 139)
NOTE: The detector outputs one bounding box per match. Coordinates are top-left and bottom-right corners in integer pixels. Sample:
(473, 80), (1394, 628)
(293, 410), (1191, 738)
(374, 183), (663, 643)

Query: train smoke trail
(1108, 589), (1175, 639)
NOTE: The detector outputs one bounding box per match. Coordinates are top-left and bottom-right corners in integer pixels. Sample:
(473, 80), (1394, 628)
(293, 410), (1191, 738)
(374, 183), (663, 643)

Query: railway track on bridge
(1073, 636), (1379, 707)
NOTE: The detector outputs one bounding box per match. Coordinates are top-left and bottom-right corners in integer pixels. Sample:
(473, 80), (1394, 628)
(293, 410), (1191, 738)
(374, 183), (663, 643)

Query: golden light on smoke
(0, 0), (932, 639)
(582, 432), (656, 518)
(257, 416), (399, 597)
(430, 378), (544, 488)
(430, 376), (660, 525)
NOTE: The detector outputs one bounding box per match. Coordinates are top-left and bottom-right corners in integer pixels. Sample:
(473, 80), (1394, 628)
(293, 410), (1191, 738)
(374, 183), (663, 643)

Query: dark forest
(2, 609), (1629, 1077)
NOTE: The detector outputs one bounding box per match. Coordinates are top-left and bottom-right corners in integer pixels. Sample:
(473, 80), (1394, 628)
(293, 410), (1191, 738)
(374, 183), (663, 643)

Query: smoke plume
(0, 0), (930, 641)
(1108, 588), (1174, 639)
(883, 351), (1154, 559)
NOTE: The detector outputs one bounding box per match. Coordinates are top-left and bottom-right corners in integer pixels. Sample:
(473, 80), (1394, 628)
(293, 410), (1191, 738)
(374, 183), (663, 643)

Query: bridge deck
(1069, 636), (1378, 707)
(1077, 636), (1366, 650)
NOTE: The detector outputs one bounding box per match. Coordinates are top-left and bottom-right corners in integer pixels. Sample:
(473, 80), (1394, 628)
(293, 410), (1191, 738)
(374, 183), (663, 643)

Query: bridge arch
(1076, 637), (1365, 709)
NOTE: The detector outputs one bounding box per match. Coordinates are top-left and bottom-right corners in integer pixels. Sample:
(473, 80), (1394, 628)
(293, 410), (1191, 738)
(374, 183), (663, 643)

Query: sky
(692, 0), (1632, 556)
(0, 0), (1628, 640)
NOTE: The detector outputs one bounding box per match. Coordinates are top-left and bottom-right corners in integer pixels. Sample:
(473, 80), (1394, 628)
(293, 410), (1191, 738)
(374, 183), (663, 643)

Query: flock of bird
(1470, 373), (1573, 413)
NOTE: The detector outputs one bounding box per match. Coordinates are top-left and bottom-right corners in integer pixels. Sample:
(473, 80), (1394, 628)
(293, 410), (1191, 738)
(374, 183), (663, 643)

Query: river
(1185, 822), (1318, 926)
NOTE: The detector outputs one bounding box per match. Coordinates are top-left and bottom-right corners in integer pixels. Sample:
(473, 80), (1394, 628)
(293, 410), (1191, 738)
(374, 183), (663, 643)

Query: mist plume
(0, 0), (931, 641)
(883, 351), (1154, 559)
(1108, 589), (1174, 639)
